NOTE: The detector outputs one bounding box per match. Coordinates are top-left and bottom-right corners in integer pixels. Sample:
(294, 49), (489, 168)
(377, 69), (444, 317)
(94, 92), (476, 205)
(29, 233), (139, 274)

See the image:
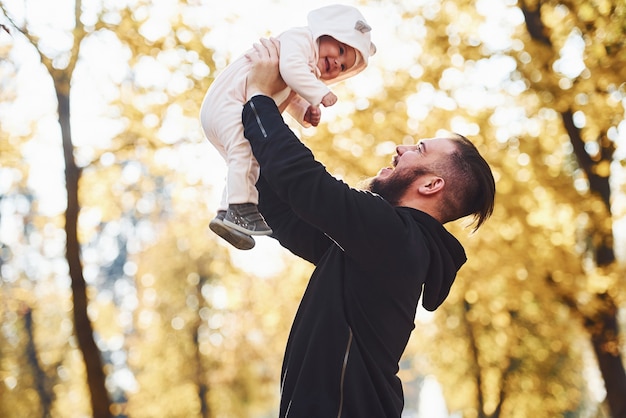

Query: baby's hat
(307, 4), (376, 81)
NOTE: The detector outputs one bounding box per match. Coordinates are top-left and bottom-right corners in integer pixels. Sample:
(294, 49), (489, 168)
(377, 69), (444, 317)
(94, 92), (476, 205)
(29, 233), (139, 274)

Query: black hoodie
(243, 96), (466, 418)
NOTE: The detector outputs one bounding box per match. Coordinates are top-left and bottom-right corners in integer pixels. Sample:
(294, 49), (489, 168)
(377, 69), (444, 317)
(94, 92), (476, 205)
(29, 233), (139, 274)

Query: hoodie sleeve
(256, 174), (333, 264)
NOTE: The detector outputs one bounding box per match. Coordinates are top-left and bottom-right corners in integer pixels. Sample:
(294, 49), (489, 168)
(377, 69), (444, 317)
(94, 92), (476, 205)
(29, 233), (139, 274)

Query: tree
(0, 4), (110, 417)
(516, 1), (626, 415)
(0, 0), (111, 415)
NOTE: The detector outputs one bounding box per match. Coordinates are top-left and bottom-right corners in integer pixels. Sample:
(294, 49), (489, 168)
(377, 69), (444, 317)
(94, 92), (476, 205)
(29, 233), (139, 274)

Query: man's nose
(396, 145), (410, 155)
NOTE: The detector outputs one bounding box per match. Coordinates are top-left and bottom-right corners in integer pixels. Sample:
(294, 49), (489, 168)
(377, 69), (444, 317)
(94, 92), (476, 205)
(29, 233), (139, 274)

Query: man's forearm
(244, 96), (332, 263)
(243, 95), (284, 141)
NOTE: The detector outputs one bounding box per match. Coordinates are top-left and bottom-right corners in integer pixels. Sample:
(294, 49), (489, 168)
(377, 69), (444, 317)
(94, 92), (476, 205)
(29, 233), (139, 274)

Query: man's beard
(367, 167), (426, 206)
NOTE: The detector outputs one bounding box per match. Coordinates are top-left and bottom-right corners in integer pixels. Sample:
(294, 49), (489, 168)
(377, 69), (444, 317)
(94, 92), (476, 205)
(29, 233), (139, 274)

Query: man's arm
(256, 174), (333, 264)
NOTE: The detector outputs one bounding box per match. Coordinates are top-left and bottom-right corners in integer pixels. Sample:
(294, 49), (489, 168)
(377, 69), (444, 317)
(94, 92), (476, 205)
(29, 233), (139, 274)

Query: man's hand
(304, 105), (321, 127)
(245, 37), (287, 99)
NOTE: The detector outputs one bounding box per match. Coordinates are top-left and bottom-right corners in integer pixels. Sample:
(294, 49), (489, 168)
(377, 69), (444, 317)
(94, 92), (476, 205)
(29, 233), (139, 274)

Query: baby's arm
(279, 30), (331, 106)
(284, 94), (312, 127)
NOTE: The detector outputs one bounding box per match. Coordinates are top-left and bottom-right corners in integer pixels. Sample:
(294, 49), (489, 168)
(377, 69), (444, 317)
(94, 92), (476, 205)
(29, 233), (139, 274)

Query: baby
(200, 4), (376, 250)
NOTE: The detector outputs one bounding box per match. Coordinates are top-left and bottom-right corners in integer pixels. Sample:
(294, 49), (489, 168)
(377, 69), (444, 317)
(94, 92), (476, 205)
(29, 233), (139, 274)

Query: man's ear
(418, 176), (445, 195)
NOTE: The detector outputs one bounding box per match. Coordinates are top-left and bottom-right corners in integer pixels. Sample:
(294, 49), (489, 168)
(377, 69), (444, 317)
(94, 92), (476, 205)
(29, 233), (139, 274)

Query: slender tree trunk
(56, 86), (112, 418)
(193, 325), (210, 418)
(561, 110), (626, 418)
(585, 295), (626, 418)
(463, 301), (485, 417)
(23, 304), (54, 418)
(193, 277), (211, 418)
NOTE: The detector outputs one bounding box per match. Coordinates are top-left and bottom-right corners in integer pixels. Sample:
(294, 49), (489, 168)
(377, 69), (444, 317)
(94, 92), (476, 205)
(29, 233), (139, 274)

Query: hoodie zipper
(249, 100), (268, 138)
(282, 328), (353, 418)
(337, 328), (353, 418)
(281, 366), (290, 417)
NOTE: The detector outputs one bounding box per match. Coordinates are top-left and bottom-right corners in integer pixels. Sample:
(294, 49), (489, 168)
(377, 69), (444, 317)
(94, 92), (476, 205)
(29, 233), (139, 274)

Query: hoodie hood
(411, 210), (467, 311)
(307, 5), (376, 83)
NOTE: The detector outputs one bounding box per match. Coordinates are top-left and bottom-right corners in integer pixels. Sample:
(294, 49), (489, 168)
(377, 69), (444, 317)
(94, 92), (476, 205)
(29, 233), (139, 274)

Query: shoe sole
(223, 219), (273, 236)
(209, 219), (256, 250)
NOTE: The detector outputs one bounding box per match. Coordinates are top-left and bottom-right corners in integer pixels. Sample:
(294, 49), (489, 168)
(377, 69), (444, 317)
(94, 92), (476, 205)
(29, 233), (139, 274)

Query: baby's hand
(304, 105), (321, 127)
(321, 92), (337, 107)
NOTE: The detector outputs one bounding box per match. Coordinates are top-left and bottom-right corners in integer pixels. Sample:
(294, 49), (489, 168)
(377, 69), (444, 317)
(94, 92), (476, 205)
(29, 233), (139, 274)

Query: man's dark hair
(439, 134), (495, 231)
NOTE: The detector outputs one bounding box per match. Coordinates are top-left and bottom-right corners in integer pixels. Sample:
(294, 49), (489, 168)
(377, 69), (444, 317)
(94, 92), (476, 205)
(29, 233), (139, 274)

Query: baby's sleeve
(284, 94), (311, 127)
(279, 30), (330, 106)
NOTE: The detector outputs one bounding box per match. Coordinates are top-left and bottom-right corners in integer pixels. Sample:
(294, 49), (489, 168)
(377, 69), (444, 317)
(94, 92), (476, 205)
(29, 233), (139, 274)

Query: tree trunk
(193, 277), (211, 418)
(23, 304), (54, 418)
(56, 87), (112, 418)
(561, 110), (626, 418)
(585, 295), (626, 418)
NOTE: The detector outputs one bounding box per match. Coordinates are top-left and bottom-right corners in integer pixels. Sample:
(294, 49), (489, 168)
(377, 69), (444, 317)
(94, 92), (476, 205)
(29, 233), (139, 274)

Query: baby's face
(317, 36), (357, 81)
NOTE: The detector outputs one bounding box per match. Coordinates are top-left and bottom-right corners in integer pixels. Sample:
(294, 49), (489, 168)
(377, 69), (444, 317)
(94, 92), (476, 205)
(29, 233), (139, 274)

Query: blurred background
(0, 0), (625, 417)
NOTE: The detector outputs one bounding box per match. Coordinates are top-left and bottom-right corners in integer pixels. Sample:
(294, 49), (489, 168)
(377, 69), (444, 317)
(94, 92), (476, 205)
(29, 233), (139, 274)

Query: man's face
(317, 36), (357, 80)
(368, 138), (457, 205)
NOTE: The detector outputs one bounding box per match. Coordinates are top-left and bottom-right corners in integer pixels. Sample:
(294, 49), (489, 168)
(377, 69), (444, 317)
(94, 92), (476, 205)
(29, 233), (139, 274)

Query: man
(242, 38), (495, 417)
